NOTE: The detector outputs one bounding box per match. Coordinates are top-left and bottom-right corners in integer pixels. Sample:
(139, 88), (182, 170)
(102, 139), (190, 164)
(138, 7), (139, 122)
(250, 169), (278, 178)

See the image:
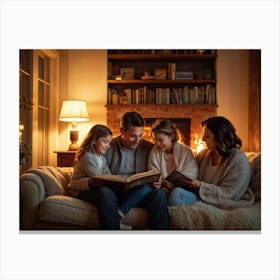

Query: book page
(92, 174), (126, 182)
(126, 170), (160, 182)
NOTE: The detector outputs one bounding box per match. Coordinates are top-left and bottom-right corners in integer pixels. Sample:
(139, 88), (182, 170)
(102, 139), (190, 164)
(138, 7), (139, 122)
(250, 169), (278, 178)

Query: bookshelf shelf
(108, 79), (216, 85)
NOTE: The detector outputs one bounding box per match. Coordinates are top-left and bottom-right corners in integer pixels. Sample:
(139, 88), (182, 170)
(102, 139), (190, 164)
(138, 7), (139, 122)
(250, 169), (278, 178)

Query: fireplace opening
(143, 118), (191, 146)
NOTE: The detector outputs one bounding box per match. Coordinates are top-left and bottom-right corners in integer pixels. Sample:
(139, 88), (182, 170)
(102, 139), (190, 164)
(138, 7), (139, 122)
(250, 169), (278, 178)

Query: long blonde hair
(75, 124), (112, 162)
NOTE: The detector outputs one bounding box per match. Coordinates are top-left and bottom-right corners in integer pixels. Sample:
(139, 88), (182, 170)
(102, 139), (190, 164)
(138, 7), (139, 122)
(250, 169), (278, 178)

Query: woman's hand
(188, 179), (201, 188)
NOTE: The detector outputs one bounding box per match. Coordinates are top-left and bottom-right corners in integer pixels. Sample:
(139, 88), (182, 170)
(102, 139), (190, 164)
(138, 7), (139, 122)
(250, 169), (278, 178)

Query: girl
(148, 119), (198, 205)
(69, 124), (113, 197)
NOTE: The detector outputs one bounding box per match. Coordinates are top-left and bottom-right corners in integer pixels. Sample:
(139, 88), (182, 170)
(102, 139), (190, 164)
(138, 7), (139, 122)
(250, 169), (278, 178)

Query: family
(69, 111), (254, 230)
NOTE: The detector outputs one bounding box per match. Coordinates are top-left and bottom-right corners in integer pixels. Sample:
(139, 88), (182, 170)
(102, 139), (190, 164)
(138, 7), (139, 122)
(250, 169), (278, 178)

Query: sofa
(20, 152), (261, 230)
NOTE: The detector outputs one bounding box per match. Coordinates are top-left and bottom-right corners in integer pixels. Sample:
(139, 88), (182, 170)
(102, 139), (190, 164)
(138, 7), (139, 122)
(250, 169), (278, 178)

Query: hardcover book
(165, 170), (199, 194)
(91, 170), (161, 193)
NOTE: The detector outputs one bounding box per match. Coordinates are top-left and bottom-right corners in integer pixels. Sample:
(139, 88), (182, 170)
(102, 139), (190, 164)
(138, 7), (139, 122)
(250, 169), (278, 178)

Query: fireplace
(143, 118), (190, 146)
(106, 104), (217, 150)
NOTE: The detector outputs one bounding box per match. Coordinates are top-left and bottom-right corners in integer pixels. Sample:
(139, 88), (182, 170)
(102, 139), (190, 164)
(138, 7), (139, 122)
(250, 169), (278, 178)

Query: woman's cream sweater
(196, 148), (255, 209)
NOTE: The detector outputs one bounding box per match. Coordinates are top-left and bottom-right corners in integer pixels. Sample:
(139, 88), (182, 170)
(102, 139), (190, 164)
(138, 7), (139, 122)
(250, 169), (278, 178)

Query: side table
(54, 151), (77, 167)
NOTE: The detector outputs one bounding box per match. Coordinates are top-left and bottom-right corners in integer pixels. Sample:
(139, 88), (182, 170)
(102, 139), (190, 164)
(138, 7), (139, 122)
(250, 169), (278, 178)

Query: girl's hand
(178, 176), (201, 188)
(153, 179), (162, 189)
(89, 178), (103, 188)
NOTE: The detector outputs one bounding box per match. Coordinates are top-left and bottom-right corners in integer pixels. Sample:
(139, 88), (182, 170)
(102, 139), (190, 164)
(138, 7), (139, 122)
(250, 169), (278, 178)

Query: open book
(91, 169), (161, 193)
(165, 170), (199, 194)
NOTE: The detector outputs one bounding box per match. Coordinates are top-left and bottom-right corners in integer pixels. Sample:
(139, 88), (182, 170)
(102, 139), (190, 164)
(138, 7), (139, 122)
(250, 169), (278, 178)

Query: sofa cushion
(39, 196), (148, 229)
(39, 196), (99, 229)
(168, 201), (261, 230)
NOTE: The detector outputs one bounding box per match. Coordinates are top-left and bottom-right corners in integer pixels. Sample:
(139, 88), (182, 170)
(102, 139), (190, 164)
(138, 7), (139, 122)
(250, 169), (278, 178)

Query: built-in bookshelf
(107, 49), (217, 106)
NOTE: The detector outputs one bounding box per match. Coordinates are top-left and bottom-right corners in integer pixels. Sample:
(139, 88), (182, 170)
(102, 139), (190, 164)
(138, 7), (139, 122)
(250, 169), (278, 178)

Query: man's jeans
(119, 184), (153, 216)
(78, 186), (169, 230)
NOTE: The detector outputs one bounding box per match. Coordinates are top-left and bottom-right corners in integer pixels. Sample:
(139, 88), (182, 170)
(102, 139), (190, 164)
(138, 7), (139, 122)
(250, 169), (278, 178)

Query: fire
(194, 134), (205, 154)
(143, 126), (153, 142)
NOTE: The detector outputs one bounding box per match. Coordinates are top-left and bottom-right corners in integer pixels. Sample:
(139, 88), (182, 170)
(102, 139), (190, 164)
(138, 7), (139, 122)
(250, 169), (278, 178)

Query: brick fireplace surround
(107, 105), (217, 150)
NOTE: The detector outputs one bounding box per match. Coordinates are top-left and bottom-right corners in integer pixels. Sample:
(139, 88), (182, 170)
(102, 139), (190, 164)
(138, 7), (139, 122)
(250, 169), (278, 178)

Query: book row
(108, 85), (216, 105)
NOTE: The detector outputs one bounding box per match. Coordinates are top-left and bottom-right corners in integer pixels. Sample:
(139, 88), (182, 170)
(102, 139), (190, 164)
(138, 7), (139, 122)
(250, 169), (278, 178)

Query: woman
(169, 116), (255, 209)
(148, 119), (198, 204)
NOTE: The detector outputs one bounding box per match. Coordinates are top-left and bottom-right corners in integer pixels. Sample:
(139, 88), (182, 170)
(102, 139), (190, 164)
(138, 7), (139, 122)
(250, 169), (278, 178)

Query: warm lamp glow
(59, 100), (90, 150)
(59, 100), (90, 122)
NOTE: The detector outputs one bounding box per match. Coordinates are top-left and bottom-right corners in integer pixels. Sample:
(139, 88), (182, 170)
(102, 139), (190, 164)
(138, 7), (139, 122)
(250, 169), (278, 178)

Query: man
(103, 111), (168, 230)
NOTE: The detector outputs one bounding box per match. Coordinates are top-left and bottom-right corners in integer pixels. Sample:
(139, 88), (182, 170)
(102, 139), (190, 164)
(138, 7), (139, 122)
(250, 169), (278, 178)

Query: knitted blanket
(168, 201), (261, 230)
(168, 152), (261, 230)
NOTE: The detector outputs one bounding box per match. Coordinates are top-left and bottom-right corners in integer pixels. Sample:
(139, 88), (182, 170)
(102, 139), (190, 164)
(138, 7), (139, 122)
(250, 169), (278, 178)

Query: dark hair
(75, 124), (112, 162)
(151, 119), (180, 143)
(202, 116), (242, 158)
(121, 112), (145, 130)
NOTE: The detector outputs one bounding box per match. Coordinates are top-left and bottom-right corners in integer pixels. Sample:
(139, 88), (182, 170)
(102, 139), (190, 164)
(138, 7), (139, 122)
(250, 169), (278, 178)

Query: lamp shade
(59, 100), (90, 122)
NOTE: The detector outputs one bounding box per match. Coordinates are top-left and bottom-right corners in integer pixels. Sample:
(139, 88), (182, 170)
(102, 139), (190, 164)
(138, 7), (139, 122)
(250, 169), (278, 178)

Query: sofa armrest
(20, 173), (47, 229)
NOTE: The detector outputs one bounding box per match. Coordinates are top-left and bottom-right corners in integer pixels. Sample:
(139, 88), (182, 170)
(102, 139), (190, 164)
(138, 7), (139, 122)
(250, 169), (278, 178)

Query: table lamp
(59, 100), (90, 150)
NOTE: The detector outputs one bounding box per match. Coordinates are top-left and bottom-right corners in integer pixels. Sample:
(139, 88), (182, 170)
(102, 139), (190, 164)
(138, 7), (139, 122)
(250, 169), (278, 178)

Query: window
(37, 54), (50, 166)
(19, 50), (32, 173)
(19, 50), (59, 172)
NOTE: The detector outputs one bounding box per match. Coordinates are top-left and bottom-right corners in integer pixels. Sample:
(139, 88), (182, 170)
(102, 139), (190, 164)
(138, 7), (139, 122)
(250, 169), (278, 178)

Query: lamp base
(68, 143), (79, 151)
(68, 130), (79, 151)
